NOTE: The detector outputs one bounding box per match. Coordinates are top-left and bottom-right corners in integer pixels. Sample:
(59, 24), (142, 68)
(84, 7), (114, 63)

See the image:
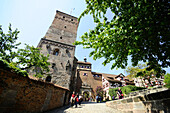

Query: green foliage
(109, 85), (145, 98)
(126, 63), (165, 86)
(126, 63), (147, 80)
(0, 59), (28, 76)
(14, 44), (50, 77)
(96, 86), (103, 97)
(164, 73), (170, 88)
(0, 24), (50, 78)
(0, 24), (21, 63)
(75, 0), (170, 72)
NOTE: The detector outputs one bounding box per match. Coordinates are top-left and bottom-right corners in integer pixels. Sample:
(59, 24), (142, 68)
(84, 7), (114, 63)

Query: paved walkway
(45, 102), (118, 113)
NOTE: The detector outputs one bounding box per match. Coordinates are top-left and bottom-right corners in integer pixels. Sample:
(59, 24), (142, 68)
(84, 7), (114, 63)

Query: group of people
(70, 92), (83, 108)
(70, 87), (124, 107)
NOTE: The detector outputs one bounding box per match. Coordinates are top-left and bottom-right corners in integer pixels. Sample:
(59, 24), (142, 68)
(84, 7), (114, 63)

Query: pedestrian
(117, 88), (123, 99)
(75, 93), (79, 108)
(79, 95), (82, 105)
(96, 95), (99, 103)
(70, 91), (75, 107)
(112, 95), (115, 100)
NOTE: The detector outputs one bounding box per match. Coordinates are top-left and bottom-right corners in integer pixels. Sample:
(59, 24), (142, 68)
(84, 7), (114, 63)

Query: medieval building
(29, 10), (134, 99)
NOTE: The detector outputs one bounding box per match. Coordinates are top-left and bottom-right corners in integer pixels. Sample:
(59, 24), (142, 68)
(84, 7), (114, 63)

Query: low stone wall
(106, 88), (170, 113)
(0, 68), (70, 113)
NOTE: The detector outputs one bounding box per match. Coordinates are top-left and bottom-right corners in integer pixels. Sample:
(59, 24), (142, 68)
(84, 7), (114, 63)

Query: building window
(87, 66), (90, 68)
(80, 66), (84, 68)
(66, 49), (71, 57)
(60, 36), (62, 39)
(63, 16), (65, 18)
(84, 66), (86, 68)
(64, 25), (67, 28)
(46, 76), (51, 82)
(106, 83), (109, 87)
(71, 19), (73, 21)
(53, 49), (59, 56)
(46, 44), (51, 54)
(93, 74), (99, 77)
(52, 63), (56, 69)
(83, 73), (87, 76)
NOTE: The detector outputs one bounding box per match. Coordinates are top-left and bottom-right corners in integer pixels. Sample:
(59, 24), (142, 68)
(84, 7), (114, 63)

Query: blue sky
(0, 0), (169, 75)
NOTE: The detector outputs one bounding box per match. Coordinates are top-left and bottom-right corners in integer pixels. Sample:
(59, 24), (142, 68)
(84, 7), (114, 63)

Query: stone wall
(106, 87), (170, 113)
(0, 68), (70, 113)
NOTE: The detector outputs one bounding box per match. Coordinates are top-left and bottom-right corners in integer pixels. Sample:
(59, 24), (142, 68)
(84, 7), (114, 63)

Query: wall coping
(0, 68), (69, 91)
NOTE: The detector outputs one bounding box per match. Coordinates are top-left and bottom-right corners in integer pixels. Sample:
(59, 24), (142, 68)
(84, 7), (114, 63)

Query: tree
(164, 73), (170, 88)
(75, 0), (170, 72)
(126, 63), (165, 87)
(0, 24), (50, 77)
(14, 44), (50, 77)
(96, 86), (103, 97)
(126, 63), (147, 80)
(0, 24), (21, 62)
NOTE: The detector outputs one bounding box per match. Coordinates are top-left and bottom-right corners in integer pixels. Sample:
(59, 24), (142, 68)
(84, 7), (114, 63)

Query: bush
(109, 85), (145, 99)
(164, 73), (170, 88)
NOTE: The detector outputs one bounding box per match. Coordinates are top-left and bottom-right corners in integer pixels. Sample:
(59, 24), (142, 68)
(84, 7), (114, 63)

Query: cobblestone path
(45, 102), (118, 113)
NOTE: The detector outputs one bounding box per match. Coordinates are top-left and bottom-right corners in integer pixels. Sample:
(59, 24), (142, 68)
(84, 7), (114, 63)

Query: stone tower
(37, 10), (79, 89)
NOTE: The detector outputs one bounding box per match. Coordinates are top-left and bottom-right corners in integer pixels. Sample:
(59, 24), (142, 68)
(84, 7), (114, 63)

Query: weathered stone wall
(0, 68), (69, 113)
(106, 87), (170, 113)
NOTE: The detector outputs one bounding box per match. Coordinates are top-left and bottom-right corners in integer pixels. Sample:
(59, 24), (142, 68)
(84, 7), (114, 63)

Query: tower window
(71, 19), (73, 21)
(66, 49), (71, 57)
(63, 16), (65, 18)
(64, 25), (67, 28)
(46, 44), (51, 54)
(53, 49), (59, 56)
(83, 73), (87, 76)
(60, 36), (62, 39)
(45, 76), (51, 82)
(52, 63), (56, 69)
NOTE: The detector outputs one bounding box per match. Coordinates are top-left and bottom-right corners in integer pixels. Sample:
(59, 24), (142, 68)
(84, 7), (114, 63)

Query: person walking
(117, 88), (123, 99)
(75, 93), (79, 108)
(79, 95), (82, 105)
(70, 91), (75, 107)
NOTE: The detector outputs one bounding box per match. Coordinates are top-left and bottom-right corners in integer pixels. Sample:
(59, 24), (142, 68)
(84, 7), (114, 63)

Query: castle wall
(0, 68), (69, 113)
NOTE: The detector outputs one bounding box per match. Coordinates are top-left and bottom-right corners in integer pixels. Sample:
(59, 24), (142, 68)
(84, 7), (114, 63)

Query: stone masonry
(0, 68), (70, 113)
(106, 87), (170, 113)
(32, 10), (79, 90)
